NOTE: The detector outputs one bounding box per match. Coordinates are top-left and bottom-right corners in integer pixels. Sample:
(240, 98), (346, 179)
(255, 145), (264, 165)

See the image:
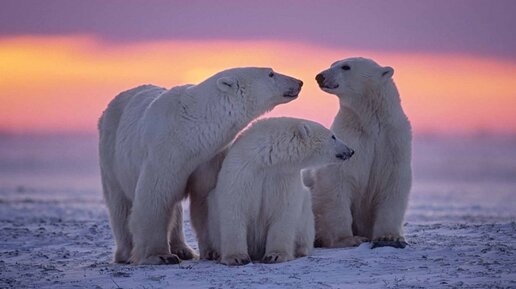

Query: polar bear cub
(98, 67), (303, 265)
(205, 117), (354, 266)
(307, 57), (412, 249)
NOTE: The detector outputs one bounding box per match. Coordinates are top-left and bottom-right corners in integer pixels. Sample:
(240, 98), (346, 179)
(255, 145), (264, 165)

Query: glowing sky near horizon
(1, 0), (515, 135)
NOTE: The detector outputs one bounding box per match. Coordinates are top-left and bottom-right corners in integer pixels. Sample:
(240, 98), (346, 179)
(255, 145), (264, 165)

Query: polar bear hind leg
(101, 174), (133, 264)
(169, 203), (197, 260)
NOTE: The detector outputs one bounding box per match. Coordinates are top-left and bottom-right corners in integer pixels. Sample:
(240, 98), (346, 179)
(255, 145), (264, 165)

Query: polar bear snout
(316, 72), (339, 90)
(335, 139), (354, 160)
(332, 136), (354, 161)
(336, 148), (354, 161)
(315, 73), (325, 85)
(283, 80), (303, 98)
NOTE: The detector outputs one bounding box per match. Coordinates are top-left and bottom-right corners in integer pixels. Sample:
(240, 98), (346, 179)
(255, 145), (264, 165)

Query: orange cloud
(1, 36), (515, 135)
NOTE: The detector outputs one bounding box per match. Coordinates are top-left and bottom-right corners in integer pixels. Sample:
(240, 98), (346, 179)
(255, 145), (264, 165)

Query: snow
(0, 135), (515, 288)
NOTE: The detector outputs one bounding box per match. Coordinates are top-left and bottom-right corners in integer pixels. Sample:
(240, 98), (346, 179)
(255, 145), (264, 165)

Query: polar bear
(187, 148), (227, 260)
(306, 57), (412, 249)
(98, 67), (303, 265)
(203, 117), (354, 266)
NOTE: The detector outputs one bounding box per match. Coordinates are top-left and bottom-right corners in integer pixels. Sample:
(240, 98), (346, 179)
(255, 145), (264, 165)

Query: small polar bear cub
(206, 117), (354, 266)
(99, 67), (303, 265)
(307, 57), (412, 249)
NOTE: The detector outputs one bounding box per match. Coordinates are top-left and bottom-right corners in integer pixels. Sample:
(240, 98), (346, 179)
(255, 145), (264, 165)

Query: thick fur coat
(305, 57), (412, 249)
(98, 67), (302, 264)
(202, 117), (354, 266)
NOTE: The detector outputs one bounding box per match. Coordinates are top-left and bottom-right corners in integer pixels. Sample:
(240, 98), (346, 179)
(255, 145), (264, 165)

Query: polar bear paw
(114, 248), (132, 264)
(295, 245), (311, 258)
(200, 248), (220, 261)
(371, 235), (407, 249)
(170, 244), (197, 260)
(335, 236), (369, 248)
(262, 252), (293, 264)
(220, 253), (251, 266)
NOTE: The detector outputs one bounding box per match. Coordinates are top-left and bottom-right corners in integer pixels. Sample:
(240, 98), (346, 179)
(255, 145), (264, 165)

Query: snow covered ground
(0, 135), (515, 288)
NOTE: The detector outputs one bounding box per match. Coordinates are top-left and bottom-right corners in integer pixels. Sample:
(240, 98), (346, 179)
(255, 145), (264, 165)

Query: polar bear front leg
(295, 196), (315, 258)
(219, 225), (250, 265)
(218, 194), (251, 266)
(187, 151), (226, 260)
(169, 203), (197, 260)
(264, 220), (296, 263)
(218, 217), (250, 265)
(129, 166), (182, 265)
(371, 203), (408, 249)
(371, 183), (410, 249)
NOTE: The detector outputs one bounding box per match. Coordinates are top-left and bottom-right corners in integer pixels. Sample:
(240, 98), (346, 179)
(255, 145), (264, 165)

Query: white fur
(204, 117), (354, 266)
(187, 148), (227, 260)
(98, 67), (302, 264)
(306, 57), (412, 248)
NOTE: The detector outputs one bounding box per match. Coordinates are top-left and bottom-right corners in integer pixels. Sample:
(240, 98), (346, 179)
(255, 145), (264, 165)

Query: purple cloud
(1, 0), (515, 59)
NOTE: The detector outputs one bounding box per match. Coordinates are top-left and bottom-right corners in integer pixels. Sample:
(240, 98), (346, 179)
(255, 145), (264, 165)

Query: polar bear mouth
(283, 92), (299, 98)
(336, 154), (349, 160)
(321, 84), (339, 90)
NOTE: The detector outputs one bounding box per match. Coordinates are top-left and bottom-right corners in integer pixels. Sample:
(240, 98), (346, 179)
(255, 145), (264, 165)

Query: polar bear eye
(331, 135), (336, 140)
(269, 72), (274, 78)
(341, 65), (350, 71)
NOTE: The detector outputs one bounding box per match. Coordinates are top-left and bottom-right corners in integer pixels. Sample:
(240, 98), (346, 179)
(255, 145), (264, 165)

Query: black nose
(315, 73), (325, 85)
(298, 80), (303, 88)
(336, 149), (354, 160)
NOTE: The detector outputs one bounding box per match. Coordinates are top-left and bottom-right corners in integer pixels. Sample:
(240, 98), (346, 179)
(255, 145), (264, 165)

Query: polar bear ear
(380, 66), (394, 80)
(297, 122), (312, 140)
(216, 77), (238, 93)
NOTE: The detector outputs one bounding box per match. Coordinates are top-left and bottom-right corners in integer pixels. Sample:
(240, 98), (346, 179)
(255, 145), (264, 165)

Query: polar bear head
(315, 57), (394, 99)
(237, 117), (354, 169)
(205, 67), (303, 115)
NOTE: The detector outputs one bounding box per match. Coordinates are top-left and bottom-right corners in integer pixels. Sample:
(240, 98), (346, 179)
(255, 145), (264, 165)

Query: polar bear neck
(335, 81), (407, 133)
(181, 87), (267, 156)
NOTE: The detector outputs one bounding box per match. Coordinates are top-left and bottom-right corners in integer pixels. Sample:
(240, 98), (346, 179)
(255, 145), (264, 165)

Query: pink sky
(1, 1), (515, 135)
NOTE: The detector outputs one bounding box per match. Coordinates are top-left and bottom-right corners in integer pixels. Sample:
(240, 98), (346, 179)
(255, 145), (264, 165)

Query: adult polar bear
(306, 57), (412, 248)
(205, 117), (355, 266)
(98, 67), (303, 265)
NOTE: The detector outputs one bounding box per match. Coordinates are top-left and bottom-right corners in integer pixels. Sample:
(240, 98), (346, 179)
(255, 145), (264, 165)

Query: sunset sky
(1, 0), (515, 135)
